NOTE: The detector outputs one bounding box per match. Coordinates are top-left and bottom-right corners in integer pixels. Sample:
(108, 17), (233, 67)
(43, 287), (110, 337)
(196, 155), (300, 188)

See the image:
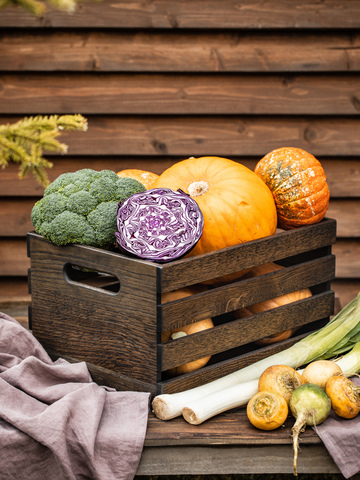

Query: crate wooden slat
(159, 255), (335, 329)
(158, 218), (336, 291)
(27, 218), (336, 395)
(160, 292), (334, 371)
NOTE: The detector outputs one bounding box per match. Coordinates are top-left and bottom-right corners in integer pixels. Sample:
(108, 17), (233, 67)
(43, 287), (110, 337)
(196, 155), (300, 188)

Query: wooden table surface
(137, 408), (345, 476)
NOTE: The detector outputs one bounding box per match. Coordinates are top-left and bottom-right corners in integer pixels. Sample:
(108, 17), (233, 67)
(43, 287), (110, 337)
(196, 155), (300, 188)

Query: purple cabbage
(115, 188), (204, 263)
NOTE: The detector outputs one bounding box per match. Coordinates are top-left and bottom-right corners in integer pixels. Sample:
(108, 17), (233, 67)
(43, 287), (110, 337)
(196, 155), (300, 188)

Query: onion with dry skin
(247, 391), (288, 430)
(232, 262), (312, 345)
(258, 364), (304, 404)
(325, 375), (360, 419)
(302, 360), (342, 389)
(161, 287), (214, 377)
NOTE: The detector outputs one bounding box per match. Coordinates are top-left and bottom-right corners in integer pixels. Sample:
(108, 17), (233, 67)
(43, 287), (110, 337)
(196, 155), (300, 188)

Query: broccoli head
(31, 169), (146, 248)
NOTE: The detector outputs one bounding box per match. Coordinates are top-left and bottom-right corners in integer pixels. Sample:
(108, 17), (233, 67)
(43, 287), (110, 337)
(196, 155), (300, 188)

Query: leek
(335, 340), (360, 375)
(152, 293), (360, 421)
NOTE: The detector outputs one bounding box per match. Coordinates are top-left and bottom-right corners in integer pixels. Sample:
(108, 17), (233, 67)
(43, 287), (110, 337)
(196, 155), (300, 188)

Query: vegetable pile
(153, 293), (360, 475)
(153, 293), (360, 420)
(152, 155), (278, 258)
(29, 149), (356, 474)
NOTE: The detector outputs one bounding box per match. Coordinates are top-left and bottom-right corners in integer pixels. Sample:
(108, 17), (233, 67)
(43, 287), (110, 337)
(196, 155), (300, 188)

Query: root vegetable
(258, 364), (304, 404)
(290, 383), (331, 476)
(302, 360), (342, 389)
(247, 391), (288, 431)
(325, 375), (360, 419)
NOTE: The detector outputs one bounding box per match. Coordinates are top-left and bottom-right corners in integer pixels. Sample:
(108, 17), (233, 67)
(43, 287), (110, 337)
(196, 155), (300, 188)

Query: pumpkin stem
(171, 331), (187, 340)
(188, 181), (209, 197)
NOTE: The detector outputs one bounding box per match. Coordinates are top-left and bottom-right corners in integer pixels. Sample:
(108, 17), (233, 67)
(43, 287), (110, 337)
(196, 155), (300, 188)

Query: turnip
(289, 383), (331, 476)
(246, 391), (288, 431)
(325, 375), (360, 419)
(302, 359), (342, 389)
(258, 364), (304, 404)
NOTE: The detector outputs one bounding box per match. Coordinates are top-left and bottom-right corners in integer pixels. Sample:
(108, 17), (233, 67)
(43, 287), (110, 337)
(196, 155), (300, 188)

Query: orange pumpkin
(117, 168), (159, 190)
(152, 156), (277, 257)
(233, 262), (312, 346)
(254, 147), (330, 230)
(161, 286), (214, 376)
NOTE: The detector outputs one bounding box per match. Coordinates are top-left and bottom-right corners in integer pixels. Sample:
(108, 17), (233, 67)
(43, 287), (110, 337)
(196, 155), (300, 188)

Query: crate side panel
(159, 254), (335, 330)
(157, 331), (311, 395)
(28, 234), (159, 385)
(159, 291), (334, 371)
(158, 307), (333, 394)
(158, 218), (336, 291)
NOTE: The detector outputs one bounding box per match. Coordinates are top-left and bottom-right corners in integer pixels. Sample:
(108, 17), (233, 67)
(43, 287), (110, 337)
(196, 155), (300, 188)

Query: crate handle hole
(63, 263), (120, 294)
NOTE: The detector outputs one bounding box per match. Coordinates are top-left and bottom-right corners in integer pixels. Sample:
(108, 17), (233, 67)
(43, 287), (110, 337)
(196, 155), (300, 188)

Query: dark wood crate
(27, 217), (336, 396)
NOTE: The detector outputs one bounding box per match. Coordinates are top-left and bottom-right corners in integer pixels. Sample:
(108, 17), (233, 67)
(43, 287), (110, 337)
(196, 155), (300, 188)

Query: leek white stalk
(335, 340), (360, 375)
(182, 379), (258, 425)
(152, 293), (360, 421)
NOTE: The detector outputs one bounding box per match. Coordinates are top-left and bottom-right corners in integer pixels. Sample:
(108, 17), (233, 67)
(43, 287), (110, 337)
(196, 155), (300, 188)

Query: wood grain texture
(28, 233), (159, 384)
(158, 219), (336, 291)
(1, 32), (360, 72)
(160, 292), (334, 371)
(144, 409), (319, 446)
(1, 73), (360, 115)
(2, 116), (360, 157)
(1, 0), (360, 29)
(27, 225), (335, 393)
(333, 240), (360, 279)
(1, 278), (359, 332)
(6, 238), (357, 280)
(137, 443), (340, 475)
(160, 255), (335, 329)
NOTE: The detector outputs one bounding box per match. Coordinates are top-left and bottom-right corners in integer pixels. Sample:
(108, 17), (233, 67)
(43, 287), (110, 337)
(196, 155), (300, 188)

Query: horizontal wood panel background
(1, 73), (360, 115)
(2, 0), (360, 29)
(2, 32), (360, 72)
(0, 0), (359, 314)
(2, 116), (360, 156)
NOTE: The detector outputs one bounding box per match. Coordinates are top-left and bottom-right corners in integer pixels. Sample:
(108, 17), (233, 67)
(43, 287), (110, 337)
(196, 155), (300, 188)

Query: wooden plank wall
(0, 0), (359, 320)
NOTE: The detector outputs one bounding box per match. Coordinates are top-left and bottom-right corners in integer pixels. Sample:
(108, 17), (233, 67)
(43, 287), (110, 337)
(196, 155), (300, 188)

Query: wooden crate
(27, 217), (336, 396)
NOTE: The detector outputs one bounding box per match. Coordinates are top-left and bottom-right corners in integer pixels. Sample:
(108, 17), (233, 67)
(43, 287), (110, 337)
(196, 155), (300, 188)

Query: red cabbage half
(115, 188), (204, 263)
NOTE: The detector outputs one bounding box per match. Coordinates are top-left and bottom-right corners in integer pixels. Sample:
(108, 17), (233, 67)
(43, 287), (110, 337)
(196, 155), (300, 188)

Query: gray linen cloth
(313, 375), (360, 479)
(0, 311), (150, 480)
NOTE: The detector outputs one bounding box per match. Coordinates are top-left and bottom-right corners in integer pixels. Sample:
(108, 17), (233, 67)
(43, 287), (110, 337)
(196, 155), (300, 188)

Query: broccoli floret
(88, 201), (119, 248)
(40, 211), (97, 246)
(31, 169), (145, 248)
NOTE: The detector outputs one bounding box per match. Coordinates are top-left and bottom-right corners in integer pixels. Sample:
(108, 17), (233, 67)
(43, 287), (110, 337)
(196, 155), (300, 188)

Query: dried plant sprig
(0, 0), (78, 15)
(0, 114), (88, 187)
